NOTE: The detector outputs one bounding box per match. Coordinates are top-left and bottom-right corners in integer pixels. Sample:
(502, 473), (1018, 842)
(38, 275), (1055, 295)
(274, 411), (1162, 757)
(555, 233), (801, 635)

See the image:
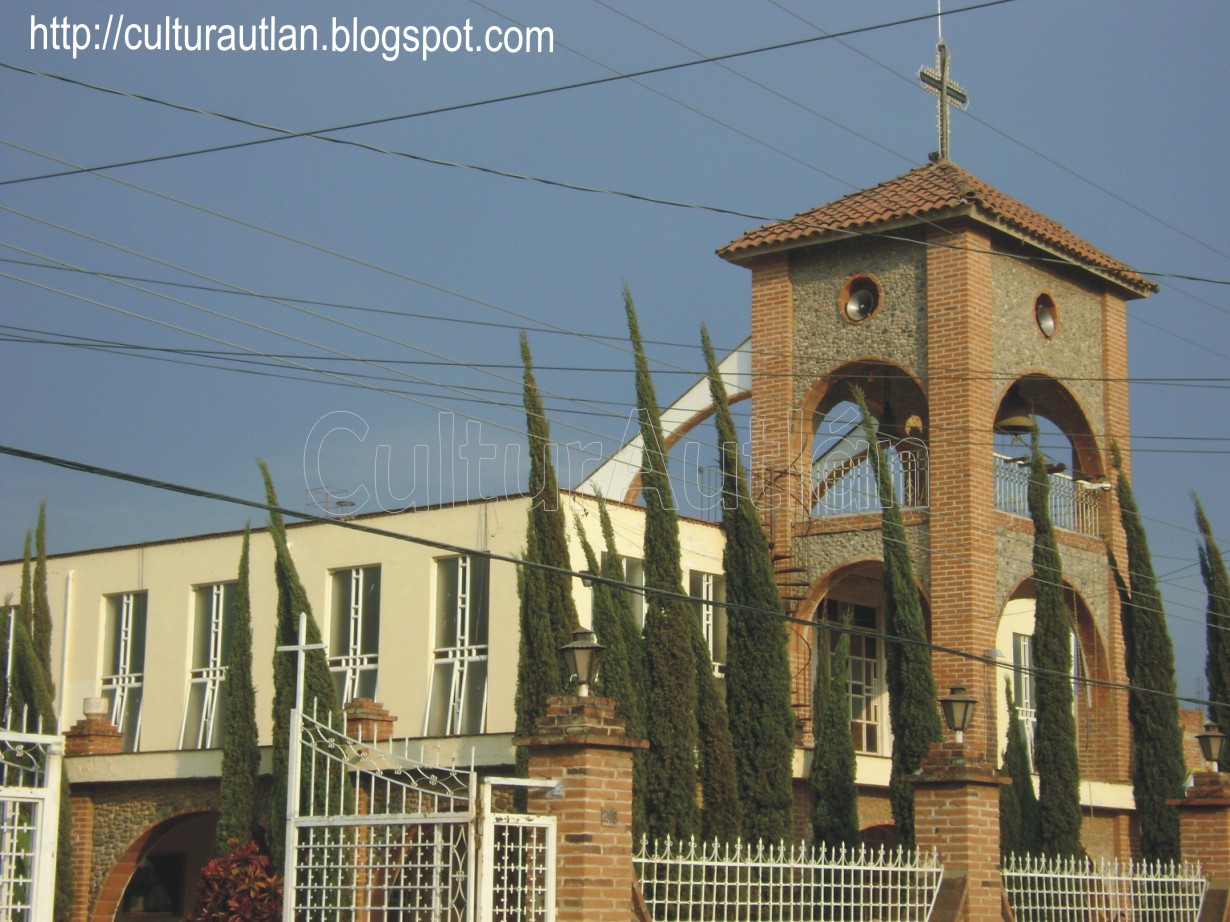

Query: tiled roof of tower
(718, 160), (1157, 295)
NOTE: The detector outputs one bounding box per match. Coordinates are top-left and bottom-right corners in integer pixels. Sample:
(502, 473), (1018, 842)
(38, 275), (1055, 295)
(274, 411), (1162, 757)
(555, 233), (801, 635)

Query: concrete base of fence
(515, 695), (647, 922)
(911, 741), (1011, 922)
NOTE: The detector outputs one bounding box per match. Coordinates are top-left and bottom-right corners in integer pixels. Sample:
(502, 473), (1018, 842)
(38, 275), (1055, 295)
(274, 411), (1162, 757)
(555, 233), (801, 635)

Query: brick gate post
(911, 741), (1010, 922)
(63, 698), (123, 922)
(1175, 772), (1230, 922)
(515, 695), (647, 922)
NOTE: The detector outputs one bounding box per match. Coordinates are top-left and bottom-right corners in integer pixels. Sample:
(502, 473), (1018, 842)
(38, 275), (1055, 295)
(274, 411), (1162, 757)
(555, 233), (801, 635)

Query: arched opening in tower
(807, 361), (929, 519)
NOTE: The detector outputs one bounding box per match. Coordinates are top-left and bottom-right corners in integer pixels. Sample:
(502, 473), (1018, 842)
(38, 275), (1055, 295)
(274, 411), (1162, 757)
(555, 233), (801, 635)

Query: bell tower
(719, 160), (1156, 834)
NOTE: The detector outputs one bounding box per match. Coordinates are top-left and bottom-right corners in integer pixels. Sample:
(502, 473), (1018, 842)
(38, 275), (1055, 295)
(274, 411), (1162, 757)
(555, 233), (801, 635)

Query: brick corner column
(63, 699), (122, 922)
(514, 695), (647, 922)
(911, 741), (1009, 922)
(1175, 772), (1230, 921)
(343, 697), (396, 742)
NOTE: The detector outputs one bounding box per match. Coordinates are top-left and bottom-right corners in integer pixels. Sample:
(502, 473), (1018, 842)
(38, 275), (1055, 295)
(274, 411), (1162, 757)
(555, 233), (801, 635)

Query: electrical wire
(0, 0), (1017, 187)
(0, 439), (1217, 711)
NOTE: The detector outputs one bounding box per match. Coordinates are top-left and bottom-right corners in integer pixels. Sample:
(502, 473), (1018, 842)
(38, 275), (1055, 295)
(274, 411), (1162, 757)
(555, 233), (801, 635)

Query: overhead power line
(0, 0), (1016, 186)
(0, 439), (1218, 710)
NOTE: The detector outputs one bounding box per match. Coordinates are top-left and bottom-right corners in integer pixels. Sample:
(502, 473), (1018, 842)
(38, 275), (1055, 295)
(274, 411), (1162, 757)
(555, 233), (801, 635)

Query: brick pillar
(515, 695), (647, 922)
(63, 699), (121, 922)
(343, 698), (395, 922)
(925, 223), (999, 759)
(64, 701), (123, 757)
(911, 741), (1009, 922)
(1176, 772), (1230, 921)
(343, 697), (396, 742)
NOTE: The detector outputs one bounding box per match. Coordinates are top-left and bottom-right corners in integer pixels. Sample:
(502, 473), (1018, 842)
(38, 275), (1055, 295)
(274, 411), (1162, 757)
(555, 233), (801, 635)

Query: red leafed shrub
(191, 840), (283, 921)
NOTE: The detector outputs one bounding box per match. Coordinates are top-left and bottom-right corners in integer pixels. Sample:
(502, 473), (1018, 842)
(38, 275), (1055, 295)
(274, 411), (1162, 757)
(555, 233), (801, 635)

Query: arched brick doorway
(91, 810), (218, 922)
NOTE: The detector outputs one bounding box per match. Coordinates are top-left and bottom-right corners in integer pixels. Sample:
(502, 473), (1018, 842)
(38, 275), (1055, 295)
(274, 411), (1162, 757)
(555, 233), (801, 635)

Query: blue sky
(2, 0), (1227, 698)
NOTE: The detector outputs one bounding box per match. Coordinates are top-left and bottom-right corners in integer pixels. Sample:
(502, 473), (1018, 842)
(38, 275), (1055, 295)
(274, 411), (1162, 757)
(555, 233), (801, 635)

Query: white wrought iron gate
(0, 709), (62, 922)
(283, 704), (555, 920)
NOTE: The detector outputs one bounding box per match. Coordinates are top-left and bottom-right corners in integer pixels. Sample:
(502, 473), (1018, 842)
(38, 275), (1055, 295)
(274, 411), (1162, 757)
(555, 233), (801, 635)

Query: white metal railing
(0, 706), (63, 922)
(993, 454), (1102, 537)
(634, 836), (943, 921)
(812, 441), (929, 517)
(1003, 853), (1206, 921)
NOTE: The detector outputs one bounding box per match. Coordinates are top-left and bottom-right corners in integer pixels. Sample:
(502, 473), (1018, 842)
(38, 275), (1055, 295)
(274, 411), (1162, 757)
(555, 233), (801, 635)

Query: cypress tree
(1195, 495), (1230, 770)
(1000, 680), (1040, 858)
(1109, 444), (1185, 863)
(853, 387), (942, 849)
(1026, 432), (1083, 857)
(261, 461), (343, 873)
(216, 528), (261, 854)
(10, 536), (53, 727)
(702, 326), (795, 845)
(575, 506), (644, 734)
(576, 501), (647, 835)
(514, 335), (578, 790)
(33, 502), (54, 698)
(12, 516), (73, 918)
(0, 598), (9, 716)
(514, 519), (561, 790)
(520, 333), (580, 656)
(811, 611), (860, 850)
(626, 286), (740, 840)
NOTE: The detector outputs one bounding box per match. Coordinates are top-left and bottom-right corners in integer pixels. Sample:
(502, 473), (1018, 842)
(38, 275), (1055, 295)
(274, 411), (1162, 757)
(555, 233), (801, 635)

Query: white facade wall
(0, 491), (724, 760)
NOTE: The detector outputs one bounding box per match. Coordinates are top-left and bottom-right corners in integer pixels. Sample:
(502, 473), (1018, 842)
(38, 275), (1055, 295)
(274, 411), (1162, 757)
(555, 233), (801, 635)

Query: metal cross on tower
(918, 41), (968, 161)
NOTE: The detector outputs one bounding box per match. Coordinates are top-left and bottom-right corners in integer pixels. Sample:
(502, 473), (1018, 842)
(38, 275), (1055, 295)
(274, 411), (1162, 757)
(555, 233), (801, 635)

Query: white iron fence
(1002, 853), (1206, 922)
(283, 702), (555, 921)
(0, 707), (63, 922)
(280, 612), (556, 921)
(812, 441), (929, 517)
(634, 836), (943, 921)
(992, 454), (1101, 537)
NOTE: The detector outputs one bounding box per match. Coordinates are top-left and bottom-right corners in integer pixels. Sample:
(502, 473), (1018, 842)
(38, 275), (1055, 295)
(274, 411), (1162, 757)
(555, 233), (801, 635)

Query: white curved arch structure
(576, 338), (752, 503)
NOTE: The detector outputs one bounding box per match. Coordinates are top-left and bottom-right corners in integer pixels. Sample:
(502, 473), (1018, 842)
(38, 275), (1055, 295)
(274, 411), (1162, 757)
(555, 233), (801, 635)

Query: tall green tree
(9, 536), (53, 728)
(576, 500), (647, 835)
(11, 515), (74, 919)
(1026, 433), (1083, 857)
(853, 387), (942, 849)
(702, 326), (795, 845)
(627, 287), (740, 841)
(1109, 444), (1185, 863)
(261, 461), (343, 872)
(216, 528), (261, 854)
(33, 502), (54, 697)
(520, 333), (580, 657)
(811, 612), (860, 850)
(514, 335), (579, 789)
(1195, 495), (1230, 771)
(999, 680), (1040, 858)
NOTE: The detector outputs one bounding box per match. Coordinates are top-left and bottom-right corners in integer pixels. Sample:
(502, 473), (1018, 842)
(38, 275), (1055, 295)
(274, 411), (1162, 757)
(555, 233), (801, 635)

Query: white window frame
(179, 583), (233, 750)
(425, 556), (489, 737)
(1010, 629), (1082, 771)
(690, 570), (727, 678)
(329, 565), (381, 705)
(820, 601), (888, 756)
(102, 591), (146, 752)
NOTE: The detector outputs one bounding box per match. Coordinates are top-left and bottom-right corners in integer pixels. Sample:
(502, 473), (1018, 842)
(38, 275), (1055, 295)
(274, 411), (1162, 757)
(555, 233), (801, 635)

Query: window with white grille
(180, 583), (235, 749)
(690, 570), (727, 678)
(426, 556), (489, 736)
(102, 591), (147, 751)
(1012, 632), (1037, 764)
(821, 601), (886, 755)
(1012, 629), (1081, 770)
(329, 565), (381, 705)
